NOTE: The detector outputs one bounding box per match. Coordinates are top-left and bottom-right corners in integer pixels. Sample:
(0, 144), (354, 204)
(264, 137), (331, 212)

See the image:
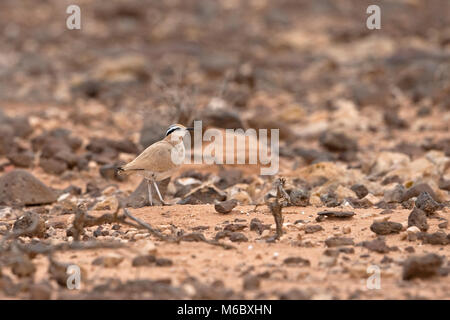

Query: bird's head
(165, 124), (194, 143)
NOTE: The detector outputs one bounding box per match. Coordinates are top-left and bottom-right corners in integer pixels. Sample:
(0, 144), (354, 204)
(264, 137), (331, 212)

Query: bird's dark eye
(165, 126), (181, 136)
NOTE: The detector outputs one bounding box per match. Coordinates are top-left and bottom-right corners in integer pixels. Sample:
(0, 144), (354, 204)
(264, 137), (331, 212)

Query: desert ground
(0, 0), (449, 299)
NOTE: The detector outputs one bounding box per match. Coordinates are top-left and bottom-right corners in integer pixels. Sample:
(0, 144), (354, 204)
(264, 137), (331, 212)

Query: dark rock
(0, 126), (16, 155)
(403, 253), (443, 280)
(178, 185), (226, 205)
(289, 188), (310, 206)
(320, 192), (340, 207)
(319, 131), (358, 153)
(29, 282), (52, 300)
(362, 239), (391, 253)
(13, 211), (46, 238)
(224, 223), (246, 232)
(40, 158), (68, 175)
(325, 237), (354, 248)
(156, 258), (173, 267)
(0, 170), (57, 206)
(408, 207), (429, 232)
(401, 183), (437, 202)
(243, 275), (260, 290)
(292, 148), (336, 164)
(438, 220), (448, 229)
(351, 184), (369, 199)
(421, 231), (448, 245)
(249, 218), (269, 235)
(317, 211), (355, 219)
(375, 201), (397, 210)
(63, 185), (82, 196)
(7, 151), (34, 168)
(384, 110), (408, 129)
(87, 138), (138, 155)
(347, 197), (372, 209)
(283, 257), (310, 266)
(279, 289), (310, 300)
(415, 192), (441, 215)
(370, 221), (403, 235)
(11, 255), (36, 278)
(304, 225), (324, 234)
(404, 246), (415, 253)
(381, 256), (394, 264)
(140, 121), (168, 149)
(401, 199), (415, 210)
(439, 178), (450, 191)
(215, 199), (238, 214)
(215, 230), (232, 241)
(125, 178), (170, 208)
(381, 175), (403, 186)
(214, 169), (242, 190)
(229, 232), (248, 243)
(202, 108), (244, 131)
(384, 184), (405, 203)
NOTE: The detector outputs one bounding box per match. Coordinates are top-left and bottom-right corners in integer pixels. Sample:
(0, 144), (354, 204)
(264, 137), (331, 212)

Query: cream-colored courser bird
(117, 124), (193, 206)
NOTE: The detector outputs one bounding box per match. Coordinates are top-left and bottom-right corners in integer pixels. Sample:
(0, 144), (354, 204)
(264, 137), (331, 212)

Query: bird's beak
(186, 127), (194, 131)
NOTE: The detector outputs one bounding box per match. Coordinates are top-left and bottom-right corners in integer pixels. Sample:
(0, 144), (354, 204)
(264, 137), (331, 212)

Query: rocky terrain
(0, 0), (449, 299)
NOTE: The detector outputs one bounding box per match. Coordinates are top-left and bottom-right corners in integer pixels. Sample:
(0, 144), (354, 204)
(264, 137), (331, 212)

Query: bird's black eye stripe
(165, 126), (181, 136)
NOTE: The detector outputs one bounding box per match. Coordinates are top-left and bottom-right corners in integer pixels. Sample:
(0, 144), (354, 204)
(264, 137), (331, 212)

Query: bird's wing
(122, 141), (179, 173)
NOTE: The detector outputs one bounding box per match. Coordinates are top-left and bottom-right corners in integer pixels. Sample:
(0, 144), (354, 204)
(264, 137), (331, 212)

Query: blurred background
(0, 0), (449, 178)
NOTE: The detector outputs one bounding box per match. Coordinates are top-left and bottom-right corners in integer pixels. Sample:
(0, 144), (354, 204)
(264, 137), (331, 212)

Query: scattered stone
(304, 225), (324, 234)
(350, 184), (369, 199)
(415, 192), (441, 215)
(401, 183), (436, 202)
(243, 275), (260, 290)
(408, 207), (429, 232)
(317, 210), (355, 219)
(325, 237), (354, 248)
(320, 192), (340, 207)
(214, 199), (238, 214)
(438, 220), (448, 229)
(421, 231), (449, 245)
(289, 188), (310, 206)
(279, 289), (310, 300)
(342, 226), (351, 234)
(404, 246), (415, 253)
(249, 218), (270, 235)
(438, 178), (450, 191)
(132, 255), (156, 267)
(229, 232), (248, 243)
(29, 282), (52, 300)
(224, 224), (246, 232)
(283, 257), (310, 266)
(0, 170), (57, 206)
(370, 221), (403, 235)
(214, 169), (243, 190)
(11, 255), (36, 278)
(383, 184), (405, 203)
(403, 253), (443, 280)
(39, 158), (68, 175)
(320, 130), (358, 152)
(156, 258), (173, 267)
(92, 253), (124, 268)
(362, 238), (391, 253)
(178, 184), (227, 205)
(7, 152), (34, 168)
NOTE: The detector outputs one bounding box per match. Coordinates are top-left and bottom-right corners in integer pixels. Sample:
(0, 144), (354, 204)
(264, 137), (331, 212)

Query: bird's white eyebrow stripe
(166, 126), (181, 136)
